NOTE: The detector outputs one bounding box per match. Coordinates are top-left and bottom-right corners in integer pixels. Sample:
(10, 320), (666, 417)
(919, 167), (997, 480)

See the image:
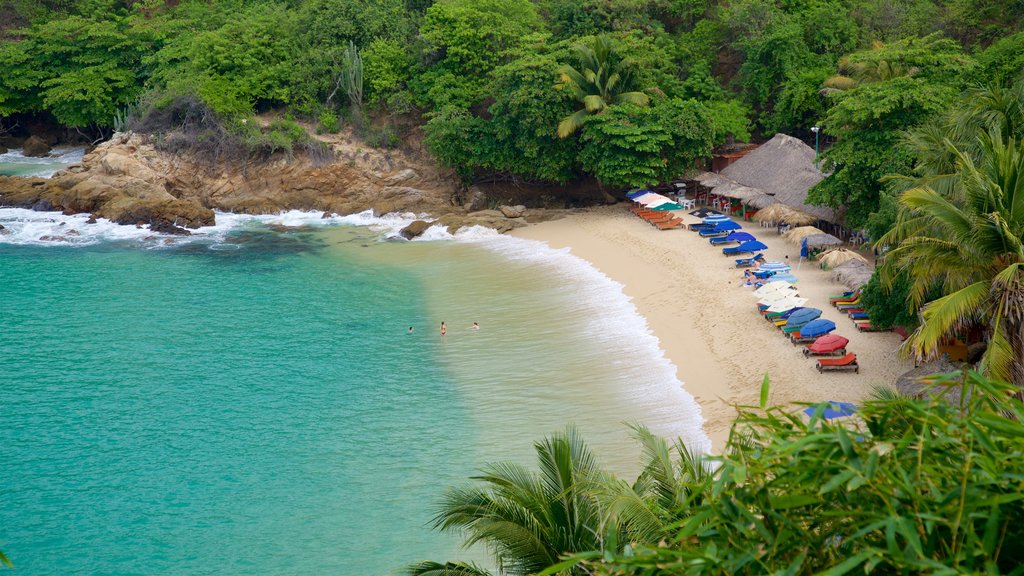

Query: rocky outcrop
(400, 220), (432, 239)
(0, 128), (574, 236)
(22, 136), (51, 157)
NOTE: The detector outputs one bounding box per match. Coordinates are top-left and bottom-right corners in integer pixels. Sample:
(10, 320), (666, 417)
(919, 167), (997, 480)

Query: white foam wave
(0, 207), (486, 248)
(466, 233), (713, 455)
(0, 147), (85, 178)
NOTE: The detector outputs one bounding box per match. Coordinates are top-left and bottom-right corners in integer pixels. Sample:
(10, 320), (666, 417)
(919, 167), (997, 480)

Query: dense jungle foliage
(1, 0), (1022, 207)
(409, 373), (1024, 575)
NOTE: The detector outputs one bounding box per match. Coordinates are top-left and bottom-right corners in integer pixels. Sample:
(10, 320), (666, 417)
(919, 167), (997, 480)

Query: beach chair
(654, 218), (684, 230)
(687, 222), (714, 231)
(735, 253), (766, 268)
(640, 212), (675, 224)
(699, 229), (731, 238)
(709, 236), (740, 246)
(849, 312), (869, 321)
(855, 321), (889, 332)
(816, 353), (859, 373)
(831, 291), (861, 306)
(791, 331), (832, 344)
(836, 299), (862, 311)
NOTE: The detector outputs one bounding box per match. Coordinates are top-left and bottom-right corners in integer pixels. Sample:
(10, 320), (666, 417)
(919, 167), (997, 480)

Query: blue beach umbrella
(785, 307), (822, 327)
(759, 261), (791, 272)
(800, 319), (837, 338)
(710, 220), (742, 232)
(726, 232), (757, 242)
(736, 239), (766, 252)
(803, 401), (856, 419)
(627, 190), (653, 199)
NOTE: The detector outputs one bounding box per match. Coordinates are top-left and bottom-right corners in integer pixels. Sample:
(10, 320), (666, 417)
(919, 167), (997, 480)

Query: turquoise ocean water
(0, 207), (708, 575)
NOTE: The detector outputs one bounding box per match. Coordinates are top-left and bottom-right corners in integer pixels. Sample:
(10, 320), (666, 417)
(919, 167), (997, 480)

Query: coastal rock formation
(22, 135), (51, 157)
(400, 220), (432, 239)
(0, 127), (575, 235)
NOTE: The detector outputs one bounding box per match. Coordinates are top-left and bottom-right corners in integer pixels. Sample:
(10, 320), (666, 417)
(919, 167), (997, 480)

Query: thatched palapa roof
(830, 259), (874, 289)
(721, 134), (836, 223)
(894, 359), (966, 405)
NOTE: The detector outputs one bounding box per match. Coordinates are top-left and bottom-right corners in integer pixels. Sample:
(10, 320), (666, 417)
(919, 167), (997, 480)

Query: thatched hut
(784, 226), (825, 244)
(721, 133), (836, 224)
(830, 259), (874, 289)
(752, 203), (793, 223)
(804, 233), (844, 249)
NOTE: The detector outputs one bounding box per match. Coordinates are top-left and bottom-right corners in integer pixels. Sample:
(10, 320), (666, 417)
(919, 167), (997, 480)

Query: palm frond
(614, 91), (650, 107)
(403, 561), (494, 576)
(903, 282), (990, 361)
(557, 109), (589, 138)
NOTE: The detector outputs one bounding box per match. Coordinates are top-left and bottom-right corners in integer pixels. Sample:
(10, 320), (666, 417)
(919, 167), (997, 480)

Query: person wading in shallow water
(440, 322), (447, 337)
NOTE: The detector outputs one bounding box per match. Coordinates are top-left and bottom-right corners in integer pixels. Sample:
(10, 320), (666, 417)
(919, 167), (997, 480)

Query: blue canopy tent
(800, 319), (837, 338)
(803, 401), (856, 419)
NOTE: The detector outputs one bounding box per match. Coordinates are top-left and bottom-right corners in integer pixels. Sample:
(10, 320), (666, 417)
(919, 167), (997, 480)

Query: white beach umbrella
(639, 195), (673, 207)
(645, 197), (675, 208)
(633, 192), (662, 204)
(753, 280), (797, 298)
(758, 290), (796, 306)
(767, 297), (808, 313)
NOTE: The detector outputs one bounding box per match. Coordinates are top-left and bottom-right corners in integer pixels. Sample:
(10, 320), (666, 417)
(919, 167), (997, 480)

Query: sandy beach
(513, 205), (913, 452)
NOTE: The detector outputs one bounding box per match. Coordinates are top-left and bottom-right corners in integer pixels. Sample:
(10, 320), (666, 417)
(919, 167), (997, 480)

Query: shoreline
(512, 205), (911, 452)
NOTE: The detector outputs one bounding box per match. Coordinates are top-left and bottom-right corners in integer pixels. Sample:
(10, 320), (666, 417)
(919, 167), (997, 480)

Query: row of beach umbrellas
(626, 190), (683, 211)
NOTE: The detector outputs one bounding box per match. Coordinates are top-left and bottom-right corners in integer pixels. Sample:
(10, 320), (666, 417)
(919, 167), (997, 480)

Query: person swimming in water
(408, 326), (414, 333)
(440, 321), (447, 336)
(470, 322), (479, 331)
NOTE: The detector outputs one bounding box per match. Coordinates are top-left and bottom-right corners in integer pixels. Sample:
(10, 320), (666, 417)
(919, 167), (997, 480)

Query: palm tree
(597, 425), (711, 545)
(878, 128), (1024, 394)
(556, 36), (650, 138)
(405, 427), (613, 576)
(821, 41), (919, 94)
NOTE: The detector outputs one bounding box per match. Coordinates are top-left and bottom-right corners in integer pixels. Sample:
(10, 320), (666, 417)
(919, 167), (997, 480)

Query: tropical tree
(406, 426), (614, 576)
(556, 36), (649, 138)
(878, 128), (1024, 393)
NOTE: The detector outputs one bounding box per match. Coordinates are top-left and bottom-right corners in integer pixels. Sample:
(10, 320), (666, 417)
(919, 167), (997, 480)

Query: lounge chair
(723, 244), (756, 256)
(654, 218), (684, 230)
(699, 229), (731, 238)
(641, 212), (675, 224)
(827, 293), (860, 307)
(849, 312), (869, 320)
(829, 290), (858, 303)
(790, 331), (829, 344)
(836, 299), (862, 311)
(687, 222), (715, 231)
(709, 236), (740, 246)
(735, 253), (766, 268)
(855, 321), (889, 332)
(816, 353), (859, 373)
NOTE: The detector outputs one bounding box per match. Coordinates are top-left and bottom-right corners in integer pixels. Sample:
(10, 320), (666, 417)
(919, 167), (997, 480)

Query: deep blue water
(1, 231), (474, 574)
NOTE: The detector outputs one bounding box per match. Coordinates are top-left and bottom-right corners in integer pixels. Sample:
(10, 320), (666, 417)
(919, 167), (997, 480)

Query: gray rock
(500, 204), (526, 218)
(464, 185), (488, 211)
(22, 136), (51, 158)
(400, 219), (432, 240)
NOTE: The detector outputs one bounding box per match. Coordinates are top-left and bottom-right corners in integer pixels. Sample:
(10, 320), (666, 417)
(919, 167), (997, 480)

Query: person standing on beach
(440, 321), (447, 336)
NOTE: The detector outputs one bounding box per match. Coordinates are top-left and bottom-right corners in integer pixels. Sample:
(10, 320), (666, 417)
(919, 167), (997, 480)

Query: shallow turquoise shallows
(0, 220), (707, 575)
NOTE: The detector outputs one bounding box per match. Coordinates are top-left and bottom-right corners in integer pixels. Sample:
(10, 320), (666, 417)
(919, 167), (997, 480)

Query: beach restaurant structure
(691, 134), (845, 237)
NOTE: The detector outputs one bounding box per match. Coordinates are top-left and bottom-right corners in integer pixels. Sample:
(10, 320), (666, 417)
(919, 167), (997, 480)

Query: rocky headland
(0, 130), (605, 238)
